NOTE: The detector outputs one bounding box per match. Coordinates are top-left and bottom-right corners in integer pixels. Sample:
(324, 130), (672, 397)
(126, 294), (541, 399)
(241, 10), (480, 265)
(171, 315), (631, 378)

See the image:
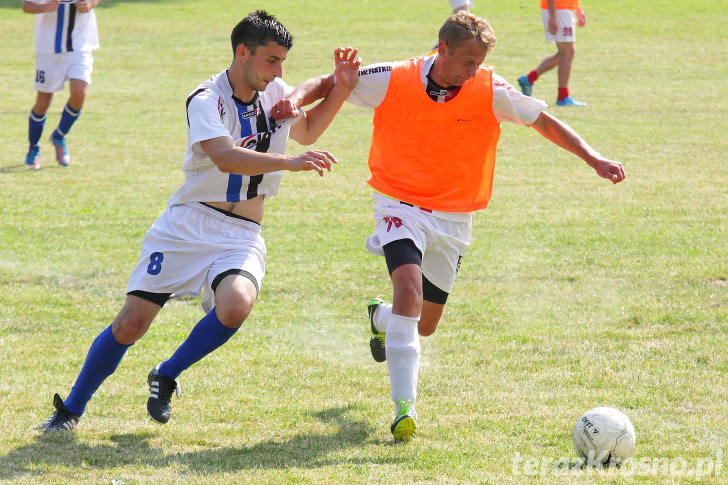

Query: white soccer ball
(572, 407), (636, 466)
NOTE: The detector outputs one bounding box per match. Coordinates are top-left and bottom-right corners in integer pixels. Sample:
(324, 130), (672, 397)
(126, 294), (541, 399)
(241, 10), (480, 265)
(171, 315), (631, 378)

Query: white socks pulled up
(385, 313), (421, 415)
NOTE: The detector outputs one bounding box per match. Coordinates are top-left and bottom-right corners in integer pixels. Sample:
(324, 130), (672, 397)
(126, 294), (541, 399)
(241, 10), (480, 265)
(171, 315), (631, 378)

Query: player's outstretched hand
(592, 158), (626, 184)
(287, 150), (338, 176)
(333, 47), (361, 92)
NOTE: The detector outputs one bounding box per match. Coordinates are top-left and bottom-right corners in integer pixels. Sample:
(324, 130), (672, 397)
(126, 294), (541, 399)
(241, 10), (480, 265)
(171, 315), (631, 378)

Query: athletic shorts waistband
(184, 202), (262, 231)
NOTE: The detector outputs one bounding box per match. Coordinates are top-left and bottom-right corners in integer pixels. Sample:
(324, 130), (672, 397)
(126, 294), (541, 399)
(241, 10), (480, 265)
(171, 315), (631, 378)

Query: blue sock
(158, 309), (238, 380)
(28, 110), (46, 148)
(53, 103), (81, 139)
(64, 325), (131, 416)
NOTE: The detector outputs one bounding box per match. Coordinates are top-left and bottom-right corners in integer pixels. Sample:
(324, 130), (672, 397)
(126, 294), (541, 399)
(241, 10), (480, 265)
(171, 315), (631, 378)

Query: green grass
(1, 0), (727, 483)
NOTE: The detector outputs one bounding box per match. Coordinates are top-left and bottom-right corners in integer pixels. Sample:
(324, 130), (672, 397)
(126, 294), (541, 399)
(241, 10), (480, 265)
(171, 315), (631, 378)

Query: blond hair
(438, 11), (496, 54)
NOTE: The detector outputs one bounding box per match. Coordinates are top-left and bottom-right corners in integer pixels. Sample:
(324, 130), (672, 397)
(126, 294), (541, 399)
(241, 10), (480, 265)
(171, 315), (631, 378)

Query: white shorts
(449, 0), (473, 9)
(366, 192), (472, 293)
(34, 50), (94, 93)
(126, 202), (266, 313)
(542, 9), (576, 43)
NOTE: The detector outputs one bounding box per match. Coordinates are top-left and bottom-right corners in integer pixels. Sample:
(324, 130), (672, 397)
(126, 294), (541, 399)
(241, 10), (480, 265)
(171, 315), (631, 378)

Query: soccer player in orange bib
(518, 0), (587, 106)
(322, 11), (623, 441)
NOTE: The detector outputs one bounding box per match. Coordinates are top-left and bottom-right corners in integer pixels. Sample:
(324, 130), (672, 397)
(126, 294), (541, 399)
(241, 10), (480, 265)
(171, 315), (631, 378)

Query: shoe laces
(396, 399), (414, 417)
(155, 375), (181, 405)
(44, 394), (79, 429)
(45, 409), (76, 428)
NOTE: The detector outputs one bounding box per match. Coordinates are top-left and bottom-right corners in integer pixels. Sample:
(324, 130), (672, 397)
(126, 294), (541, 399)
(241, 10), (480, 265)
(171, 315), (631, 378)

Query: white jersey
(33, 0), (99, 54)
(347, 54), (547, 126)
(166, 71), (302, 207)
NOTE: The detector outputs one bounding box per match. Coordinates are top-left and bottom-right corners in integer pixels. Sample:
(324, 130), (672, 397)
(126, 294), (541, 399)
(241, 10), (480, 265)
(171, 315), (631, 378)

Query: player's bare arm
(273, 47), (361, 123)
(200, 136), (337, 177)
(289, 47), (361, 145)
(201, 136), (337, 222)
(546, 0), (558, 34)
(22, 0), (60, 14)
(576, 8), (586, 27)
(530, 111), (626, 184)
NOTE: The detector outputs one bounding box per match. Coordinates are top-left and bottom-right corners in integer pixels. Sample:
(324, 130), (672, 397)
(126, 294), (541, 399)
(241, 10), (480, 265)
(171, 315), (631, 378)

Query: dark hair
(231, 10), (293, 54)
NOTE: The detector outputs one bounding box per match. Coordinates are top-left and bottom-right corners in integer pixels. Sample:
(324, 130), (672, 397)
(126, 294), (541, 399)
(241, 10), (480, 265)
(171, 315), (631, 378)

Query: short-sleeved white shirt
(166, 71), (302, 207)
(33, 0), (99, 54)
(347, 55), (547, 126)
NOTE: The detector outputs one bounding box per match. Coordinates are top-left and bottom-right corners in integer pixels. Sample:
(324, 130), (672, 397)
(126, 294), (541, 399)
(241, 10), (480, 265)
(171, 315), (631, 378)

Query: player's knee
(68, 94), (86, 111)
(33, 96), (52, 115)
(111, 317), (147, 344)
(559, 43), (575, 58)
(393, 283), (423, 311)
(215, 293), (255, 328)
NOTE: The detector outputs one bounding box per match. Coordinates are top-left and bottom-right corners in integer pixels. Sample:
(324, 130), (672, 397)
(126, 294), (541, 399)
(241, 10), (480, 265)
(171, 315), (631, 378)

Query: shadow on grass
(0, 405), (400, 480)
(0, 164), (65, 174)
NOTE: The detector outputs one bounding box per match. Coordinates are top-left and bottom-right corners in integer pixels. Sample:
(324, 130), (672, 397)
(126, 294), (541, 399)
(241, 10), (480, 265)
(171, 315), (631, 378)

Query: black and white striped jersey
(167, 70), (302, 207)
(32, 0), (99, 54)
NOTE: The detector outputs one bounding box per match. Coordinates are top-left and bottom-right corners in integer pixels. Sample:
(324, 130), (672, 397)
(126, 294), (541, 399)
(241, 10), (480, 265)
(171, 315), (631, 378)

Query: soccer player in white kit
(41, 10), (361, 432)
(22, 0), (101, 169)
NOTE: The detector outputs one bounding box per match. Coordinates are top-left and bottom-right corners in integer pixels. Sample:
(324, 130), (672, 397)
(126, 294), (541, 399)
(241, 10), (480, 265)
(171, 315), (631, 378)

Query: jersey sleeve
(346, 62), (394, 109)
(186, 89), (232, 154)
(491, 73), (548, 126)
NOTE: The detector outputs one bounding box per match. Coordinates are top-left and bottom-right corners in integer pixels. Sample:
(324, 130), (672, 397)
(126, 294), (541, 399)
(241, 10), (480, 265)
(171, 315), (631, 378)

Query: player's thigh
(111, 294), (163, 344)
(67, 50), (94, 86)
(204, 227), (266, 325)
(34, 53), (68, 93)
(421, 219), (470, 297)
(366, 195), (429, 260)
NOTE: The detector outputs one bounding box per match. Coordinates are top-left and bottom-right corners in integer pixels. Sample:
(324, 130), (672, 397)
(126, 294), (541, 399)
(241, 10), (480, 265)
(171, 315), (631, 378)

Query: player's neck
(226, 67), (256, 103)
(429, 57), (449, 88)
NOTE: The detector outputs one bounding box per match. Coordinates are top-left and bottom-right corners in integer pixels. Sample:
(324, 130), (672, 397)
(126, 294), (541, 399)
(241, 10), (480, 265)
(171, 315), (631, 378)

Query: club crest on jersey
(238, 121), (283, 151)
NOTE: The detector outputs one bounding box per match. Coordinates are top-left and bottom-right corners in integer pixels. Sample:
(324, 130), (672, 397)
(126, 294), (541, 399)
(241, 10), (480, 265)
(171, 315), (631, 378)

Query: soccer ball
(572, 407), (636, 466)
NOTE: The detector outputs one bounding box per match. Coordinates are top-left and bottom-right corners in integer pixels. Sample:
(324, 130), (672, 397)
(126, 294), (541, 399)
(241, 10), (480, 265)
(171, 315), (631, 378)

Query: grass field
(1, 0), (727, 483)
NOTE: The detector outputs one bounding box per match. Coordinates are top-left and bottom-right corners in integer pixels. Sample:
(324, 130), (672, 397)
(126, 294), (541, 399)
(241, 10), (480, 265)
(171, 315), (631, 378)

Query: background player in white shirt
(22, 0), (101, 169)
(41, 10), (361, 432)
(449, 0), (473, 13)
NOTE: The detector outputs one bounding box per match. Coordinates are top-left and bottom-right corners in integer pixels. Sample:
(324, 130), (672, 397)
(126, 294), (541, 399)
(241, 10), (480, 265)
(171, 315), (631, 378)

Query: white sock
(372, 302), (392, 333)
(386, 313), (420, 415)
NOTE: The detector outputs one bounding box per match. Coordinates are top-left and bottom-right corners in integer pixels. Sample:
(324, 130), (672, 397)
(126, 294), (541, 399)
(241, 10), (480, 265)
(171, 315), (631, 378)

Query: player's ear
(235, 43), (249, 60)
